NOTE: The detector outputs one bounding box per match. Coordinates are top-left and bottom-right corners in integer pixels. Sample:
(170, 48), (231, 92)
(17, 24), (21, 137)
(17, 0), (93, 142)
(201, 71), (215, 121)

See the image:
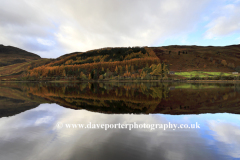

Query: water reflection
(0, 104), (240, 160)
(0, 81), (240, 159)
(0, 82), (240, 116)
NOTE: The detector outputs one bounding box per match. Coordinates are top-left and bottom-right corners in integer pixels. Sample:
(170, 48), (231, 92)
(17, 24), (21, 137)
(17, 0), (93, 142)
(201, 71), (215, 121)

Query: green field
(175, 84), (220, 89)
(175, 71), (238, 78)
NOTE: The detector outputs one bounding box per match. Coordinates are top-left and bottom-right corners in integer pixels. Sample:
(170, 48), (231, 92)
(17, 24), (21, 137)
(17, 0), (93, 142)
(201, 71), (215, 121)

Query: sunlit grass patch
(175, 71), (237, 78)
(175, 84), (218, 89)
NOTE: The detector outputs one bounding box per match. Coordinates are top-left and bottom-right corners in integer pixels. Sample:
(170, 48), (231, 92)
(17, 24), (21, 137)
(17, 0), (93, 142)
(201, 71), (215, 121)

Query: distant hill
(0, 44), (41, 67)
(0, 44), (41, 57)
(0, 45), (51, 81)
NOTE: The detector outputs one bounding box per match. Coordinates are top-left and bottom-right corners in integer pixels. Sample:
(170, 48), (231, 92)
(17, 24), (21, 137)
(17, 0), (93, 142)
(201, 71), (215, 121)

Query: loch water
(0, 82), (240, 160)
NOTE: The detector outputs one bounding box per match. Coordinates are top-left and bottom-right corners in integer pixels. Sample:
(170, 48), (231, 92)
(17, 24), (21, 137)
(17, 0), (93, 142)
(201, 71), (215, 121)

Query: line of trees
(23, 57), (171, 81)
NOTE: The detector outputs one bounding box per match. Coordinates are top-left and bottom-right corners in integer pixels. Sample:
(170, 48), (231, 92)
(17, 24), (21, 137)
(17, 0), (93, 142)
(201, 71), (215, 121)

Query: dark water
(0, 82), (240, 160)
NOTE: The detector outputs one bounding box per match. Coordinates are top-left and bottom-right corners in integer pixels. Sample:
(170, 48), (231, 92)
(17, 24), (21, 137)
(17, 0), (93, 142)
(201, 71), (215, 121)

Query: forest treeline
(22, 47), (169, 81)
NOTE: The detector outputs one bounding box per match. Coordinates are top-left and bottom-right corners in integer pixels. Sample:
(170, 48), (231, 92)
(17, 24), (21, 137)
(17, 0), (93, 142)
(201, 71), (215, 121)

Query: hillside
(25, 47), (166, 81)
(0, 58), (52, 81)
(155, 44), (240, 72)
(0, 44), (41, 67)
(25, 45), (240, 81)
(0, 45), (51, 81)
(1, 44), (240, 81)
(56, 52), (82, 60)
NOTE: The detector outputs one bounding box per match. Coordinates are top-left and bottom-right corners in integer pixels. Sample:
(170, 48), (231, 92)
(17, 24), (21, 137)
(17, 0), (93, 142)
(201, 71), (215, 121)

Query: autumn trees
(24, 47), (172, 81)
(140, 63), (169, 80)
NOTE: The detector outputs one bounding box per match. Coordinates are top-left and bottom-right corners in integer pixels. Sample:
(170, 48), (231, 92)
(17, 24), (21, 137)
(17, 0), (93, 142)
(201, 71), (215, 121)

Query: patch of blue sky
(152, 113), (240, 127)
(158, 28), (240, 47)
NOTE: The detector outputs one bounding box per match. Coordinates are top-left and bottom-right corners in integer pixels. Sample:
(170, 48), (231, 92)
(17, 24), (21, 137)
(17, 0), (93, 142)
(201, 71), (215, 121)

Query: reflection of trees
(150, 87), (163, 99)
(1, 82), (240, 115)
(37, 83), (167, 101)
(235, 84), (240, 93)
(21, 82), (168, 114)
(150, 83), (168, 99)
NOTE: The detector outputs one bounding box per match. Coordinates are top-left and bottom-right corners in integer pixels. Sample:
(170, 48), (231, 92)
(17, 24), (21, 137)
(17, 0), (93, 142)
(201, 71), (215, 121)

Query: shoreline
(1, 79), (240, 83)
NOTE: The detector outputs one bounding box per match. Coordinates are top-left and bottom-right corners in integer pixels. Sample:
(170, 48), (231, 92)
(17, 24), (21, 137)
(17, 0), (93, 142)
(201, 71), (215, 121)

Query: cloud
(208, 120), (240, 158)
(0, 104), (224, 160)
(204, 2), (240, 39)
(53, 0), (211, 51)
(0, 0), (212, 58)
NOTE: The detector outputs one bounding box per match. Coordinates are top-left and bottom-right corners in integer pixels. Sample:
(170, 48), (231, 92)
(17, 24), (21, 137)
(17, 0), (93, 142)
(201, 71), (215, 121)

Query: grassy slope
(0, 44), (41, 66)
(0, 44), (51, 80)
(174, 71), (239, 78)
(154, 45), (240, 72)
(0, 59), (51, 81)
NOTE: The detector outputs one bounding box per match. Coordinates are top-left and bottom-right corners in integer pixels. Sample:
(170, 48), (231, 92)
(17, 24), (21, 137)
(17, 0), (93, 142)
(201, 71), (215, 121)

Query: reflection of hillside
(154, 86), (240, 114)
(0, 83), (48, 117)
(25, 83), (168, 114)
(1, 82), (240, 115)
(23, 82), (240, 115)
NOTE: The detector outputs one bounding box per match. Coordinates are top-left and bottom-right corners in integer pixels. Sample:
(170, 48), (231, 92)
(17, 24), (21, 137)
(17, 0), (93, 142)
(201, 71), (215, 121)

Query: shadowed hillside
(0, 44), (41, 66)
(0, 45), (51, 81)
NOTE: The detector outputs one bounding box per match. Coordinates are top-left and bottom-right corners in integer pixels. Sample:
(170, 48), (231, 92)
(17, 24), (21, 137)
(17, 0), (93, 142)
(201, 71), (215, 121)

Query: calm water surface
(0, 82), (240, 160)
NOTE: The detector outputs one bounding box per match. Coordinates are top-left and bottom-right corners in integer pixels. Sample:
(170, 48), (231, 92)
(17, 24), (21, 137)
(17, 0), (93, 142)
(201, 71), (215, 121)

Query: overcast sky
(0, 0), (240, 58)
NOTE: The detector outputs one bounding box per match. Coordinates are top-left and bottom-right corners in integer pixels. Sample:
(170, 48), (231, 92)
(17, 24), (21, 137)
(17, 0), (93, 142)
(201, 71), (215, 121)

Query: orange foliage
(28, 57), (160, 78)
